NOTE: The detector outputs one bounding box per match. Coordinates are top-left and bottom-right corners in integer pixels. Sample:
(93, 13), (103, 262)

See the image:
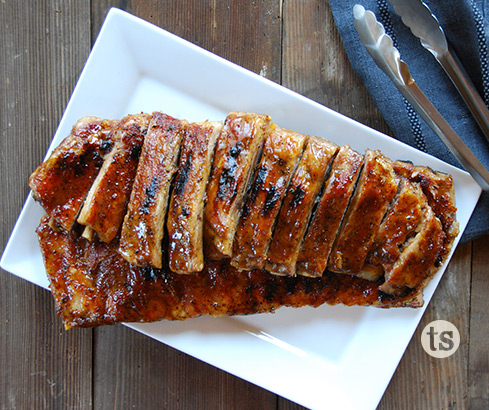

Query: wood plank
(90, 0), (282, 81)
(282, 0), (390, 135)
(1, 279), (93, 409)
(469, 237), (489, 408)
(93, 325), (277, 409)
(378, 243), (471, 409)
(89, 1), (281, 409)
(0, 1), (93, 408)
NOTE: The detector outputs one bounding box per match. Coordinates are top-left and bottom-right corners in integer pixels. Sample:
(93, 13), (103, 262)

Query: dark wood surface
(1, 1), (487, 409)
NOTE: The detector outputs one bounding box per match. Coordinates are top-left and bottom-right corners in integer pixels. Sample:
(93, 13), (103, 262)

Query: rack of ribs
(29, 111), (459, 328)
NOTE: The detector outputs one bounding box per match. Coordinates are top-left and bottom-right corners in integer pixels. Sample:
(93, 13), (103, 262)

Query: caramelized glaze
(29, 112), (460, 329)
(119, 113), (186, 268)
(297, 145), (363, 277)
(328, 150), (400, 275)
(167, 121), (222, 274)
(29, 117), (115, 231)
(265, 137), (338, 276)
(77, 114), (151, 243)
(231, 128), (307, 271)
(203, 112), (273, 259)
(37, 217), (422, 329)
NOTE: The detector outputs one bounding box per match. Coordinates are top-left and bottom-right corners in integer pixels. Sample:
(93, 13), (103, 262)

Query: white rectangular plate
(1, 8), (481, 410)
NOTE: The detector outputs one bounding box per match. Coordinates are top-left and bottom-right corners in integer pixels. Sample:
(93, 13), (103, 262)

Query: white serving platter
(0, 8), (482, 410)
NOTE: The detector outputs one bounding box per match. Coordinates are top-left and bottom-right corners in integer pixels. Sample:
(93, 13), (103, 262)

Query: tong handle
(401, 80), (489, 191)
(353, 4), (489, 191)
(438, 51), (489, 144)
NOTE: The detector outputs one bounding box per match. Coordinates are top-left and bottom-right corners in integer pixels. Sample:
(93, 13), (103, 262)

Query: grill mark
(242, 165), (268, 220)
(217, 162), (237, 199)
(217, 156), (238, 200)
(289, 186), (306, 208)
(263, 185), (280, 216)
(173, 150), (193, 197)
(130, 144), (142, 161)
(216, 141), (245, 199)
(325, 158), (365, 267)
(100, 139), (113, 154)
(140, 176), (159, 215)
(229, 141), (243, 158)
(73, 149), (103, 177)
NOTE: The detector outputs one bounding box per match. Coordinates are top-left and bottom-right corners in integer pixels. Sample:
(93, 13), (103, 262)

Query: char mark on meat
(231, 128), (308, 271)
(77, 113), (151, 243)
(265, 136), (339, 276)
(167, 121), (223, 274)
(203, 112), (273, 260)
(297, 145), (363, 277)
(327, 149), (400, 276)
(29, 117), (116, 231)
(119, 112), (186, 268)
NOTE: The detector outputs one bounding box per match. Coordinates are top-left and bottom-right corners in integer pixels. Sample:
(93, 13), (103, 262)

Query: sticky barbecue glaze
(119, 113), (186, 268)
(167, 121), (222, 274)
(297, 145), (363, 277)
(231, 128), (307, 271)
(203, 112), (273, 259)
(265, 137), (338, 276)
(328, 150), (400, 275)
(29, 117), (115, 231)
(30, 111), (460, 328)
(77, 114), (151, 243)
(37, 216), (423, 329)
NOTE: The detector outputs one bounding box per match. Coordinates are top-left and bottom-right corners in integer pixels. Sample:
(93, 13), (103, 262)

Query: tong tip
(353, 4), (365, 19)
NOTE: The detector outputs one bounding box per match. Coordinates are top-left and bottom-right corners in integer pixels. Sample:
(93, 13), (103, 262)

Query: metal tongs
(353, 4), (489, 191)
(388, 0), (489, 145)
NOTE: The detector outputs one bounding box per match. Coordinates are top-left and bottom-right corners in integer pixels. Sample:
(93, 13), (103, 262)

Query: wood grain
(90, 0), (282, 82)
(1, 1), (487, 409)
(0, 1), (93, 409)
(470, 239), (489, 409)
(93, 325), (276, 409)
(281, 0), (390, 135)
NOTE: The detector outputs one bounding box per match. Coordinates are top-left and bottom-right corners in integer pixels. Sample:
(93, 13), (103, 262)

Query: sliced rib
(296, 145), (363, 277)
(203, 112), (273, 259)
(231, 128), (308, 271)
(77, 113), (151, 243)
(360, 178), (425, 281)
(380, 204), (445, 294)
(167, 121), (222, 274)
(265, 137), (338, 276)
(119, 112), (186, 268)
(29, 117), (115, 231)
(328, 149), (400, 275)
(393, 161), (459, 254)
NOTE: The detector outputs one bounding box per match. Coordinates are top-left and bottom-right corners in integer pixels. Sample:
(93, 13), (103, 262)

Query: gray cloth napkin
(329, 0), (489, 242)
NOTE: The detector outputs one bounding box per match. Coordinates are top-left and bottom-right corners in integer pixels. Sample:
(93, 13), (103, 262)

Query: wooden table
(1, 1), (487, 408)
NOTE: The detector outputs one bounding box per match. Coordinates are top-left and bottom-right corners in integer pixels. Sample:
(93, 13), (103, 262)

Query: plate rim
(0, 7), (482, 410)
